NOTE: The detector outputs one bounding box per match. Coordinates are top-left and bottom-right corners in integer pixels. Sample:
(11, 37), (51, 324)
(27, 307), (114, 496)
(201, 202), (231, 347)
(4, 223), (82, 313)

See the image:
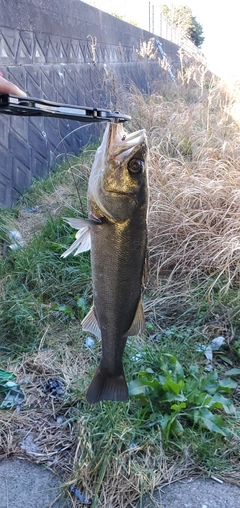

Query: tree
(190, 16), (205, 47)
(160, 4), (204, 47)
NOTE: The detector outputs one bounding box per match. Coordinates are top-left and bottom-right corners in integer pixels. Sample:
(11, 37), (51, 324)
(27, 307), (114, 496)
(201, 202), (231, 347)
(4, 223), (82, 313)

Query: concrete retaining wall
(0, 0), (180, 207)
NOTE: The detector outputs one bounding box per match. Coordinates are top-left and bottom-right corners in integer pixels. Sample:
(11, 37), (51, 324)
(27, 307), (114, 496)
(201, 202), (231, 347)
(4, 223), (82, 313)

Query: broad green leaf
(218, 355), (232, 365)
(191, 392), (212, 407)
(171, 402), (187, 411)
(184, 379), (200, 401)
(128, 380), (151, 396)
(210, 393), (236, 415)
(171, 418), (184, 435)
(189, 365), (199, 377)
(145, 368), (155, 374)
(193, 409), (200, 424)
(199, 371), (218, 394)
(158, 359), (168, 372)
(164, 392), (186, 402)
(138, 369), (154, 380)
(149, 411), (161, 421)
(225, 368), (240, 377)
(197, 408), (232, 439)
(160, 413), (172, 432)
(51, 304), (74, 316)
(163, 354), (184, 377)
(164, 377), (181, 394)
(217, 378), (237, 391)
(178, 379), (185, 390)
(76, 297), (87, 310)
(158, 374), (166, 385)
(129, 377), (162, 395)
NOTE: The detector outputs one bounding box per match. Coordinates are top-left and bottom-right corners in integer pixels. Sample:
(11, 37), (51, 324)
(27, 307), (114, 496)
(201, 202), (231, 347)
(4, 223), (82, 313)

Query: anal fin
(81, 306), (101, 340)
(124, 298), (145, 337)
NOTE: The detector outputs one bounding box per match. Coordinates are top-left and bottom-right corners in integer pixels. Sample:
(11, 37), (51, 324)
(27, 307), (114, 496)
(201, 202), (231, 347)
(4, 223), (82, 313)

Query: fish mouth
(88, 122), (148, 221)
(108, 123), (147, 161)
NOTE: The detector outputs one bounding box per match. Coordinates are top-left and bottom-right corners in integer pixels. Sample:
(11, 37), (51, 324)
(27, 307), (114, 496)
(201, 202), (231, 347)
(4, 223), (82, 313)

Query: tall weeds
(124, 60), (240, 308)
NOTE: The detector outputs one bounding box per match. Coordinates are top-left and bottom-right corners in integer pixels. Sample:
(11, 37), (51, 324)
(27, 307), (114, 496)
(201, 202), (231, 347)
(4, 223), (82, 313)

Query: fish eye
(128, 158), (144, 173)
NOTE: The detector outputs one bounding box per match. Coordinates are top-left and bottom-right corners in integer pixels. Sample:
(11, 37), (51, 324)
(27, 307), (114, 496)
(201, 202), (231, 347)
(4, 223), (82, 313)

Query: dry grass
(123, 59), (240, 309)
(0, 327), (95, 504)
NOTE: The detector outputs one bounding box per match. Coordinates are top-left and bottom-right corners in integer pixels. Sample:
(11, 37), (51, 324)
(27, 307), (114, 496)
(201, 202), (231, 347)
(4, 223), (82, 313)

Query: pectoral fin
(61, 216), (103, 257)
(63, 217), (90, 230)
(124, 299), (145, 337)
(81, 306), (102, 340)
(61, 226), (91, 257)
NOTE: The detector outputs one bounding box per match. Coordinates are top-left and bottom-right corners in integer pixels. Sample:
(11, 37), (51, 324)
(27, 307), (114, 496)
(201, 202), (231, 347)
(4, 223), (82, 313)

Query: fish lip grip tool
(0, 94), (131, 123)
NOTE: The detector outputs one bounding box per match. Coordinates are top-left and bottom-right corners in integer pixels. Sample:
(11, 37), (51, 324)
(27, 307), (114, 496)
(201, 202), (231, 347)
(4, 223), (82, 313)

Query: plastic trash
(196, 336), (226, 362)
(70, 485), (92, 505)
(85, 337), (95, 348)
(0, 369), (25, 409)
(9, 230), (25, 250)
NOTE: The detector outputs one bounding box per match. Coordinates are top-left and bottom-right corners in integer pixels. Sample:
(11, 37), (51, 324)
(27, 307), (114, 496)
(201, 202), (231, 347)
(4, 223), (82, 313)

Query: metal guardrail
(147, 5), (204, 59)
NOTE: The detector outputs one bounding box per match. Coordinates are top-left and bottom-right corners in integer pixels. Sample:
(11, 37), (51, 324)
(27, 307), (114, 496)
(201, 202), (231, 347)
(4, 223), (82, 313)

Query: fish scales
(90, 214), (147, 369)
(62, 122), (148, 403)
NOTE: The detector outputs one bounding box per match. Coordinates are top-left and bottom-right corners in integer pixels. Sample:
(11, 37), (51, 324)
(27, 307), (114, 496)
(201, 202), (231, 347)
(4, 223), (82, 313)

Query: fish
(62, 121), (149, 403)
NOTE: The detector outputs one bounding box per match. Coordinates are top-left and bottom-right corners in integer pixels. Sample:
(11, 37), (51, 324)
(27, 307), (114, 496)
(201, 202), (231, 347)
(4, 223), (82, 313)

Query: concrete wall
(0, 0), (180, 207)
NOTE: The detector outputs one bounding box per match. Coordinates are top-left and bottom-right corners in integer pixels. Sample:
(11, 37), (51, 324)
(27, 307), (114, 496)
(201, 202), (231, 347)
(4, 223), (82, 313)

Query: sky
(184, 0), (240, 80)
(84, 0), (240, 81)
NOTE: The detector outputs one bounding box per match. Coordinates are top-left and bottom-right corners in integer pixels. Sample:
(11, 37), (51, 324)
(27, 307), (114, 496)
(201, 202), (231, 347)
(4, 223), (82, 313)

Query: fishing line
(48, 121), (106, 215)
(56, 122), (90, 216)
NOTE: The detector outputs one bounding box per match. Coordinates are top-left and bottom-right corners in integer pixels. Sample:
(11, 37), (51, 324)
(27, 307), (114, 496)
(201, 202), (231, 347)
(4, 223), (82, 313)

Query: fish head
(88, 122), (148, 221)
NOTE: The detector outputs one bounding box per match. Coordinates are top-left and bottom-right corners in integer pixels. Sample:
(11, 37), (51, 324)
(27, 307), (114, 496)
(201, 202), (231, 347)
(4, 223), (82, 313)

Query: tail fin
(86, 366), (128, 404)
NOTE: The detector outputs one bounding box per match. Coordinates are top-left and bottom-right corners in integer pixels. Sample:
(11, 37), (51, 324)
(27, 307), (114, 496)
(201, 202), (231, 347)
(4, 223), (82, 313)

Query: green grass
(0, 153), (92, 356)
(0, 236), (91, 354)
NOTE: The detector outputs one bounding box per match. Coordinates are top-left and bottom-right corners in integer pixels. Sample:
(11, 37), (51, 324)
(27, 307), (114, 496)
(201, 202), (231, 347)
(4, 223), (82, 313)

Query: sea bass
(62, 122), (148, 403)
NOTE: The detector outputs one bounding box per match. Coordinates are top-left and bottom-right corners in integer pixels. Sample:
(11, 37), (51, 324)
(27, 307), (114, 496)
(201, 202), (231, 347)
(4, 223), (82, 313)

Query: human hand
(0, 75), (26, 96)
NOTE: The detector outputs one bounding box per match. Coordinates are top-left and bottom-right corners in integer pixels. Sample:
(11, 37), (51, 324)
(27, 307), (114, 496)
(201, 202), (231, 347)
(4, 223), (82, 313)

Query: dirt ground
(0, 458), (240, 508)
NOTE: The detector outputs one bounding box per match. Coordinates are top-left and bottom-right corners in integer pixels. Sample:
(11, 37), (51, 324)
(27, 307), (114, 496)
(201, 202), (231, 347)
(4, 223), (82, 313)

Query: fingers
(0, 75), (26, 96)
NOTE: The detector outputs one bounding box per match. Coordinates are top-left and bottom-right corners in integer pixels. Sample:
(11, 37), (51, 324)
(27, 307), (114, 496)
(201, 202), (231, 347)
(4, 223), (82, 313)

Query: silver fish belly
(62, 122), (149, 403)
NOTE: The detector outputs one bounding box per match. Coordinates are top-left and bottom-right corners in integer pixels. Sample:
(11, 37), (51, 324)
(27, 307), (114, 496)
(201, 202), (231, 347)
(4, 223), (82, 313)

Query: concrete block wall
(0, 0), (180, 207)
